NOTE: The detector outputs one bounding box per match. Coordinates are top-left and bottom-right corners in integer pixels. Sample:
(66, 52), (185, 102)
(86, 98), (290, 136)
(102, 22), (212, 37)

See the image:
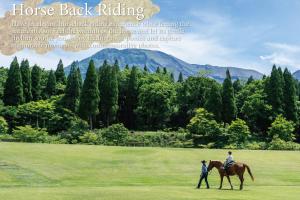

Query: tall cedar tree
(45, 70), (56, 98)
(233, 78), (242, 94)
(222, 69), (237, 123)
(31, 65), (42, 101)
(99, 60), (119, 126)
(246, 76), (254, 84)
(20, 59), (32, 102)
(63, 62), (81, 112)
(3, 57), (24, 106)
(163, 67), (168, 74)
(170, 73), (175, 82)
(78, 60), (100, 129)
(205, 83), (222, 122)
(125, 66), (139, 128)
(77, 67), (83, 87)
(55, 59), (66, 84)
(178, 72), (183, 82)
(156, 67), (161, 73)
(283, 68), (298, 122)
(144, 65), (148, 72)
(265, 65), (284, 115)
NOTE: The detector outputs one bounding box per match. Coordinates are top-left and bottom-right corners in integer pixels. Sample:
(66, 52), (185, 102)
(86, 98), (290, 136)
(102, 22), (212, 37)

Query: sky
(1, 0), (300, 74)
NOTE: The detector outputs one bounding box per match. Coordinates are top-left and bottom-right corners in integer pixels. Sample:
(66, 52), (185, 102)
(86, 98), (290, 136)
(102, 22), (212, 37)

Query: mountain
(65, 48), (263, 81)
(293, 70), (300, 80)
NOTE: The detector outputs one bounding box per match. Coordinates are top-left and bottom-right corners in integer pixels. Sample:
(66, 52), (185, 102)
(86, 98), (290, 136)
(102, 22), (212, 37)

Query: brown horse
(207, 160), (254, 190)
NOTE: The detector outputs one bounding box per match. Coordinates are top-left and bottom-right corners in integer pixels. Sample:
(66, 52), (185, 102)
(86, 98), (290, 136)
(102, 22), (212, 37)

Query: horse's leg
(239, 174), (244, 190)
(226, 176), (233, 190)
(219, 175), (224, 189)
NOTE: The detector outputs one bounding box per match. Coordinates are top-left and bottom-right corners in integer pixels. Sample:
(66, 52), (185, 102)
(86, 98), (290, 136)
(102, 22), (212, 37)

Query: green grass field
(0, 142), (299, 200)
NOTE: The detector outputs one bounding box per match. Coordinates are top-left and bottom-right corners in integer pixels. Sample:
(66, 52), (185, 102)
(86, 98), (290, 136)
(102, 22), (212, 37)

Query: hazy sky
(1, 0), (300, 74)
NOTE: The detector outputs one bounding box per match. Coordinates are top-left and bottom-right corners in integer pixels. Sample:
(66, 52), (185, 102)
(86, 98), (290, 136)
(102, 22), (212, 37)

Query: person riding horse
(223, 151), (234, 175)
(207, 151), (254, 190)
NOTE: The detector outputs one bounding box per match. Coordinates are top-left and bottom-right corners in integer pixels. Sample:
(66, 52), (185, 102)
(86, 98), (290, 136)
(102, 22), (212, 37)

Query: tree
(283, 68), (298, 122)
(241, 93), (272, 133)
(78, 60), (100, 129)
(143, 65), (148, 72)
(163, 67), (168, 74)
(238, 80), (272, 133)
(98, 61), (119, 126)
(222, 69), (236, 123)
(20, 59), (32, 102)
(55, 59), (66, 84)
(227, 118), (250, 146)
(233, 78), (242, 94)
(125, 66), (139, 128)
(176, 76), (217, 127)
(136, 76), (175, 129)
(268, 115), (295, 142)
(0, 116), (8, 134)
(170, 73), (175, 82)
(0, 67), (8, 101)
(3, 57), (24, 106)
(246, 76), (254, 85)
(113, 59), (120, 72)
(77, 67), (82, 87)
(265, 65), (284, 115)
(204, 83), (222, 122)
(31, 65), (42, 101)
(156, 67), (161, 73)
(187, 108), (223, 147)
(62, 62), (81, 112)
(45, 70), (56, 98)
(178, 72), (183, 83)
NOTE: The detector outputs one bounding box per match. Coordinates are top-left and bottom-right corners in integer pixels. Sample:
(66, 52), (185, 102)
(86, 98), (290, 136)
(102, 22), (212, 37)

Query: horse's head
(207, 160), (223, 172)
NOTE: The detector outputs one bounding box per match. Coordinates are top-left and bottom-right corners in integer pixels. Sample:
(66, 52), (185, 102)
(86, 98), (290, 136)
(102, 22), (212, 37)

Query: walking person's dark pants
(197, 172), (209, 189)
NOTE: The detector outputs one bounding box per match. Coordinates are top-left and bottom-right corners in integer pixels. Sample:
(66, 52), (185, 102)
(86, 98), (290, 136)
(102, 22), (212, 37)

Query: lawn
(0, 142), (299, 200)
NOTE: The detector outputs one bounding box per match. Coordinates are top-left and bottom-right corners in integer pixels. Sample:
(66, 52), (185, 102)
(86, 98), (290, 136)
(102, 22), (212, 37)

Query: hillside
(65, 48), (263, 81)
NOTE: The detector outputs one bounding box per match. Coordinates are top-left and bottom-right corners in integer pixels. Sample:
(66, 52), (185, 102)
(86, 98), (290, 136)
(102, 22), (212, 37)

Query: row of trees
(1, 57), (300, 144)
(3, 58), (66, 106)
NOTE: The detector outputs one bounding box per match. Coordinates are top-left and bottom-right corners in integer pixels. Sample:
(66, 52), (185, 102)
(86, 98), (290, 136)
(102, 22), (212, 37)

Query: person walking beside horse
(196, 160), (210, 189)
(207, 153), (254, 190)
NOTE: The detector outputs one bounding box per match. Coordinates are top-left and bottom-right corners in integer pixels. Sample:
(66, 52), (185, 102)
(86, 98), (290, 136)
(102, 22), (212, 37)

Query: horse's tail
(244, 164), (254, 181)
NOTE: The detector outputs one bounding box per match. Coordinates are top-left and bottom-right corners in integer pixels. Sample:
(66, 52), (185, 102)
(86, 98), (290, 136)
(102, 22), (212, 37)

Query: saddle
(224, 161), (235, 169)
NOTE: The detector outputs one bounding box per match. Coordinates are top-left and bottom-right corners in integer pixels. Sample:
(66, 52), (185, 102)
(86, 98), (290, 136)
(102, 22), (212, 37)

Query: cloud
(260, 42), (300, 72)
(0, 0), (160, 55)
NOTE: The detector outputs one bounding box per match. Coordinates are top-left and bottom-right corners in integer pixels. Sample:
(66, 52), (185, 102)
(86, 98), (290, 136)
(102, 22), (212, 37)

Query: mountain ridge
(65, 48), (264, 81)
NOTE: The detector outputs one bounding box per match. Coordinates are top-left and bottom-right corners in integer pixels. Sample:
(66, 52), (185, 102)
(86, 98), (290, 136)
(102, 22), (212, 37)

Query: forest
(0, 57), (300, 150)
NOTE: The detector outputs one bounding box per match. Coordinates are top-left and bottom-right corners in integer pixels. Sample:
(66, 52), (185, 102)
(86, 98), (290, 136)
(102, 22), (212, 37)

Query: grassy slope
(0, 142), (299, 200)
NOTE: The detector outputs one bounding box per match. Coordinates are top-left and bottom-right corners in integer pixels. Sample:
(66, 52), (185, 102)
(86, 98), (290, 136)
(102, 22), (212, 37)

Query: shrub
(187, 108), (224, 147)
(58, 119), (89, 144)
(126, 131), (188, 148)
(268, 137), (300, 150)
(245, 142), (267, 150)
(80, 131), (100, 145)
(100, 124), (129, 145)
(0, 116), (8, 134)
(227, 118), (250, 146)
(13, 125), (48, 143)
(268, 115), (295, 142)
